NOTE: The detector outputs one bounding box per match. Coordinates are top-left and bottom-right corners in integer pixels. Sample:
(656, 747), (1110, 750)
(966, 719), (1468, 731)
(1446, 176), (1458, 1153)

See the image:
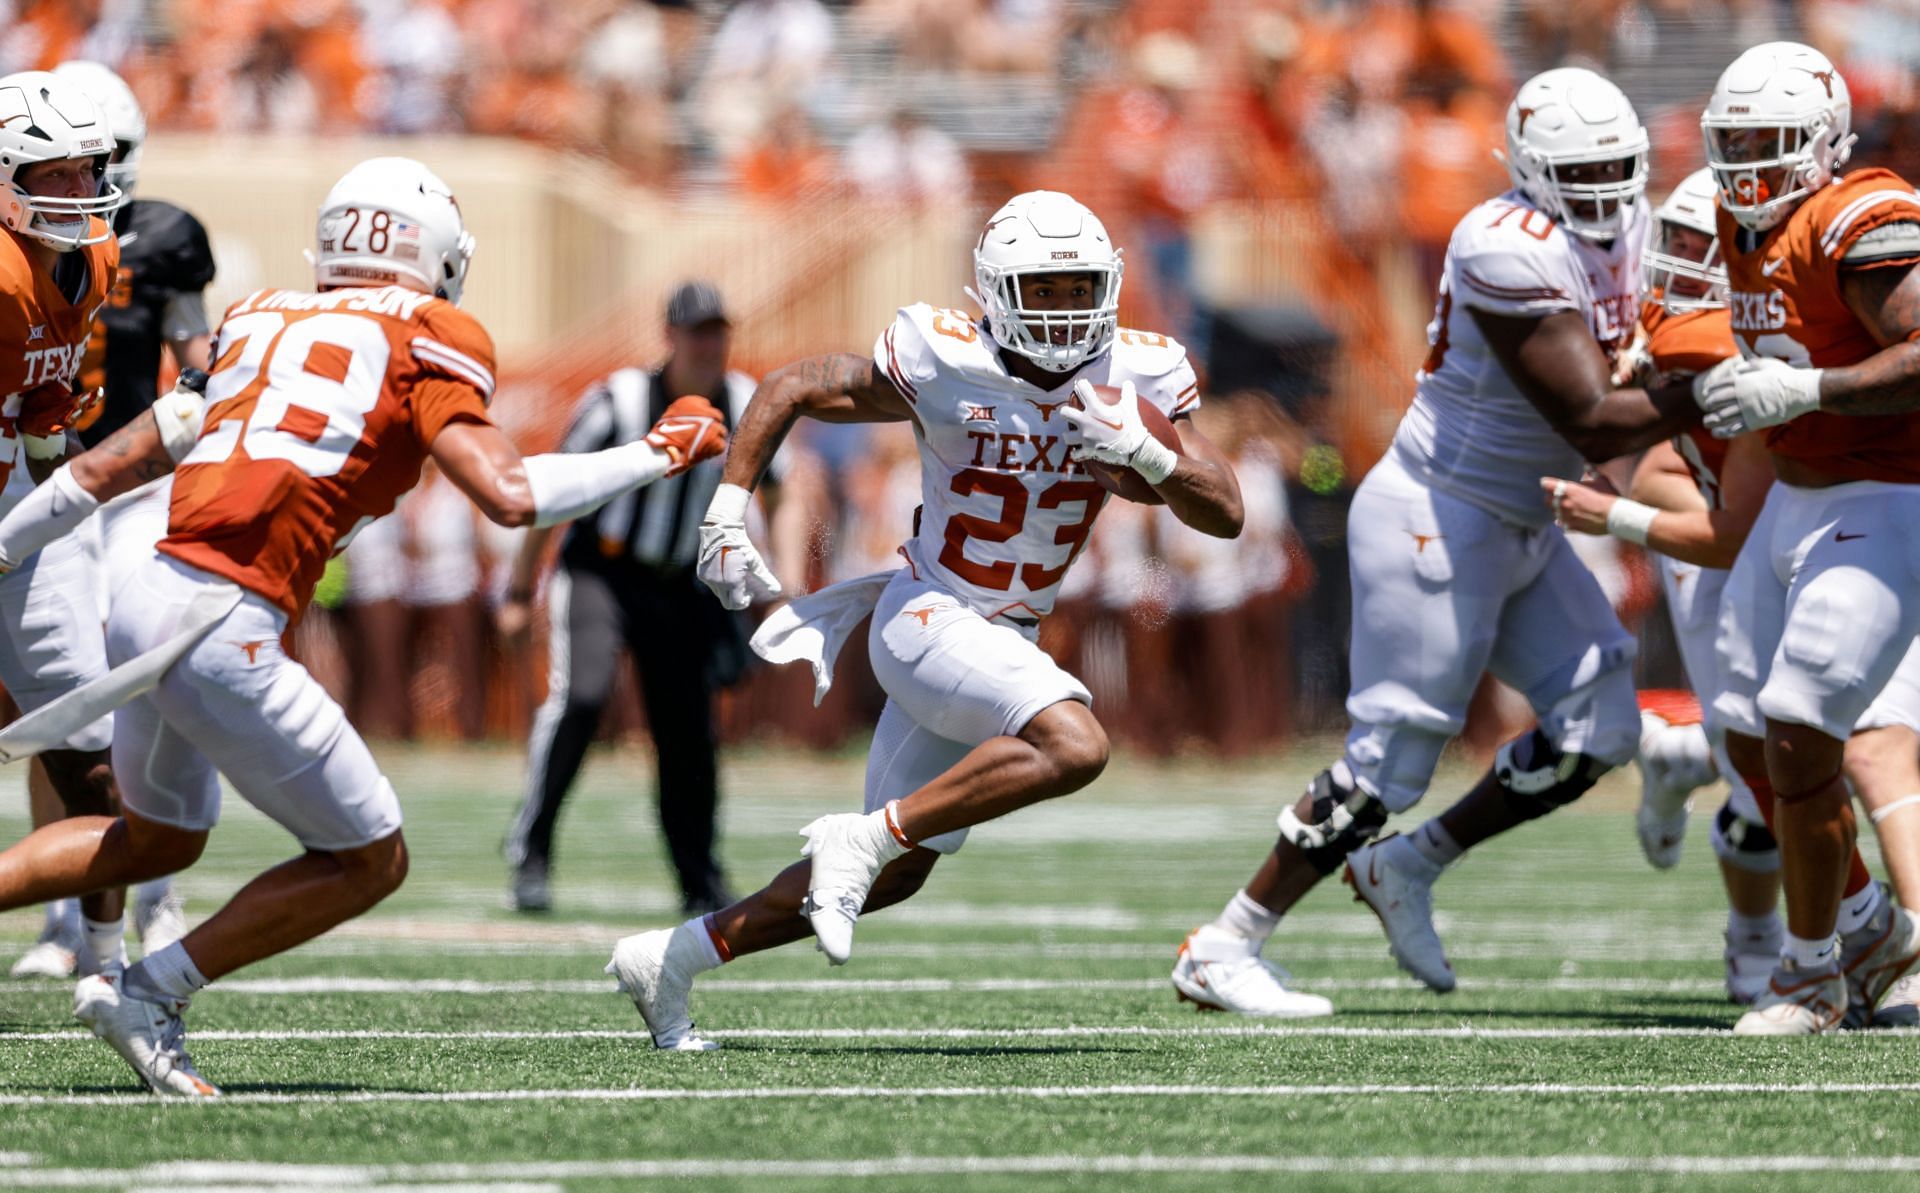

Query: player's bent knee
(1494, 728), (1610, 822)
(1843, 727), (1920, 798)
(1710, 802), (1780, 874)
(332, 831), (410, 905)
(1764, 720), (1846, 801)
(1278, 763), (1389, 875)
(1023, 700), (1109, 789)
(122, 814), (208, 880)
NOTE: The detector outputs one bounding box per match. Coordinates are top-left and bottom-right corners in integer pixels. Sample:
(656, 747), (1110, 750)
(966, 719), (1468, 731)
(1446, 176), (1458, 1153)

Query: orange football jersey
(1718, 167), (1920, 481)
(160, 286), (495, 620)
(0, 220), (118, 489)
(1641, 300), (1737, 508)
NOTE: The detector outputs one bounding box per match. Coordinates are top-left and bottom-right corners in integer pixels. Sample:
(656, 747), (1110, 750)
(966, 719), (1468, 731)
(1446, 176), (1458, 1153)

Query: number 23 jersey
(161, 285), (496, 620)
(876, 303), (1198, 619)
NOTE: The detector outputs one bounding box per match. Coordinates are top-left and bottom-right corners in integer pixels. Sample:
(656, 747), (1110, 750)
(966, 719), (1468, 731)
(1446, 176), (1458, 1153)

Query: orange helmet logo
(1516, 106), (1538, 135)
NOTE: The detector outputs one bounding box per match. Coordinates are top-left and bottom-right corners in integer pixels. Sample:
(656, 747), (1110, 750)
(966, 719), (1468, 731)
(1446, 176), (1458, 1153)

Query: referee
(501, 281), (767, 914)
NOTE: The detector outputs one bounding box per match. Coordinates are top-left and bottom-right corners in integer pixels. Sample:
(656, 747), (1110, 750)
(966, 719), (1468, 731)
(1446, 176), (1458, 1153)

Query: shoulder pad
(876, 303), (991, 399)
(1109, 329), (1200, 418)
(1813, 171), (1920, 262)
(412, 300), (497, 401)
(1451, 204), (1580, 316)
(127, 200), (216, 291)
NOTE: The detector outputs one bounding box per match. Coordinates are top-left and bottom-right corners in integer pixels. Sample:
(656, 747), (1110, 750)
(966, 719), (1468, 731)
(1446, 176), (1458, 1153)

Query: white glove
(1060, 378), (1177, 484)
(696, 483), (782, 610)
(1696, 355), (1824, 439)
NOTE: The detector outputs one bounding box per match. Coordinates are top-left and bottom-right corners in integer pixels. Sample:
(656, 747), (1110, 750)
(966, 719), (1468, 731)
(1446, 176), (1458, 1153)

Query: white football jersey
(876, 303), (1199, 619)
(1394, 190), (1648, 527)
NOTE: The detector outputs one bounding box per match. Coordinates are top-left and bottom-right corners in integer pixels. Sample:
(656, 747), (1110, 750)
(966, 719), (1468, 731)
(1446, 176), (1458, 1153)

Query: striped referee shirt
(556, 365), (768, 573)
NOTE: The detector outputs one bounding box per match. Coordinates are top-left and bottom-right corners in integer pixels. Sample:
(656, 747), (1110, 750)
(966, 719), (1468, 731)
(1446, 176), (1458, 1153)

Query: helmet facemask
(1644, 218), (1727, 314)
(4, 155), (120, 251)
(1524, 150), (1648, 242)
(1704, 118), (1852, 232)
(974, 260), (1122, 374)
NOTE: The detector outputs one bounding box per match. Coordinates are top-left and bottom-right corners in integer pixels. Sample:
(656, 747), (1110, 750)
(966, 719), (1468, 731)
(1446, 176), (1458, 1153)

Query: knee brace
(1710, 801), (1780, 874)
(1494, 728), (1611, 822)
(1278, 763), (1390, 875)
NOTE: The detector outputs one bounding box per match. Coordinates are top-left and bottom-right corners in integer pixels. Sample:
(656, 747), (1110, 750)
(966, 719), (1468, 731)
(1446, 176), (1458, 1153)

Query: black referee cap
(666, 279), (730, 327)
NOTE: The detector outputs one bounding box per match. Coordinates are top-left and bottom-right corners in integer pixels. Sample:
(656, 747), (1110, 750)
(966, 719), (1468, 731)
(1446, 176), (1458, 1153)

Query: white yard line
(10, 1155), (1920, 1188)
(4, 1081), (1919, 1109)
(0, 974), (1739, 996)
(0, 1024), (1806, 1044)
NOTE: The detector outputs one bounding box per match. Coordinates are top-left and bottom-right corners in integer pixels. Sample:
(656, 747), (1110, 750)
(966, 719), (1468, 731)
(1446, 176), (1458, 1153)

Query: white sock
(1784, 932), (1837, 971)
(81, 916), (126, 971)
(1407, 820), (1463, 869)
(123, 941), (208, 1005)
(684, 917), (726, 972)
(871, 802), (913, 864)
(42, 897), (77, 937)
(1837, 882), (1884, 937)
(1728, 908), (1782, 950)
(1210, 889), (1281, 948)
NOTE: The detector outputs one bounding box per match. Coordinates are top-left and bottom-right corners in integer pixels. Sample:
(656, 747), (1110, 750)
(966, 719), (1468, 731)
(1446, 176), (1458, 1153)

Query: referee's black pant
(506, 564), (730, 909)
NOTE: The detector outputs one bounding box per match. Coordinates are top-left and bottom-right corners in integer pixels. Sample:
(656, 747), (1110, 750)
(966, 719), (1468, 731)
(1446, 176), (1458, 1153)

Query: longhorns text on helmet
(0, 69), (121, 251)
(50, 60), (142, 212)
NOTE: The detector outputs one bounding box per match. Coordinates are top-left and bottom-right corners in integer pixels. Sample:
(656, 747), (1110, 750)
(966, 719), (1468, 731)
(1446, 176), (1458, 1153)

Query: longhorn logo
(1802, 68), (1839, 98)
(1026, 397), (1071, 421)
(1516, 107), (1538, 135)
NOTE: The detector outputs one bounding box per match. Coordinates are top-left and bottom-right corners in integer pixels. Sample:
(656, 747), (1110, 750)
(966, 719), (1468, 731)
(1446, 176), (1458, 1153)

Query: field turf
(0, 742), (1915, 1191)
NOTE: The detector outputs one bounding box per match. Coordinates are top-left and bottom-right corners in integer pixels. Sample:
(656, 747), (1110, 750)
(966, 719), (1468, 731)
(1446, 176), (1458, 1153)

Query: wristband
(1131, 437), (1178, 487)
(1604, 498), (1658, 545)
(21, 432), (65, 461)
(705, 481), (752, 525)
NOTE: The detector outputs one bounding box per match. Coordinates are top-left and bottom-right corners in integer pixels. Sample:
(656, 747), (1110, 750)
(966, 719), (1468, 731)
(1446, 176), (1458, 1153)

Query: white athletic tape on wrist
(1870, 793), (1920, 826)
(524, 441), (672, 529)
(1605, 499), (1658, 545)
(0, 463), (99, 571)
(706, 481), (753, 526)
(154, 386), (208, 462)
(21, 432), (65, 461)
(1132, 437), (1178, 486)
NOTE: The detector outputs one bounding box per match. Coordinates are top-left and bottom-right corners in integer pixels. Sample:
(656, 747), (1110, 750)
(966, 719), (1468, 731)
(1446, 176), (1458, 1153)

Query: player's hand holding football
(698, 483), (782, 610)
(645, 395), (729, 477)
(1694, 355), (1823, 439)
(1063, 378), (1177, 484)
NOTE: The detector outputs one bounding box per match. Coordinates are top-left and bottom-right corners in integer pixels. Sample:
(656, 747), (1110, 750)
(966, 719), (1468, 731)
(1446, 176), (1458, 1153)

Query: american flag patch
(393, 220), (421, 241)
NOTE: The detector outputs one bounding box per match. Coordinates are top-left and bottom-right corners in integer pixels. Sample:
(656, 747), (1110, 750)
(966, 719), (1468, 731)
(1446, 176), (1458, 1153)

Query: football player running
(0, 70), (133, 981)
(0, 157), (729, 1095)
(1553, 165), (1920, 1025)
(8, 60), (214, 982)
(1173, 68), (1705, 1013)
(607, 190), (1245, 1050)
(1685, 42), (1920, 1034)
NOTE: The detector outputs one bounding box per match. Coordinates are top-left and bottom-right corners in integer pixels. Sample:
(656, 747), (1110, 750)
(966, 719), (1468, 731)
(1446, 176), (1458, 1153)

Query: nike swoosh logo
(1762, 258), (1785, 276)
(1089, 414), (1123, 430)
(719, 546), (734, 568)
(1836, 531), (1867, 542)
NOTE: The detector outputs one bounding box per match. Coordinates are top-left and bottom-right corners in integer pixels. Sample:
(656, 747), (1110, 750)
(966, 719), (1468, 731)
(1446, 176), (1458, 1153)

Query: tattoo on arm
(1822, 262), (1920, 415)
(90, 410), (174, 485)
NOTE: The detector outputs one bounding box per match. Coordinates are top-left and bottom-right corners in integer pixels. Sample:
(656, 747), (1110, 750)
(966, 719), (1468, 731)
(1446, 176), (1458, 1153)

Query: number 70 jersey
(159, 285), (497, 621)
(876, 303), (1199, 620)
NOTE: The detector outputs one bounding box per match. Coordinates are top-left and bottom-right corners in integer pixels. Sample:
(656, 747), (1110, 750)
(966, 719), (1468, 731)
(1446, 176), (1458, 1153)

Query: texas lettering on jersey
(0, 218), (118, 502)
(161, 285), (496, 620)
(877, 304), (1198, 618)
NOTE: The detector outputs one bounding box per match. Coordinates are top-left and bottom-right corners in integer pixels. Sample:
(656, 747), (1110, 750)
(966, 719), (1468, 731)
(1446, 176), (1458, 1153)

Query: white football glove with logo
(1695, 355), (1824, 439)
(697, 483), (782, 610)
(1060, 378), (1177, 484)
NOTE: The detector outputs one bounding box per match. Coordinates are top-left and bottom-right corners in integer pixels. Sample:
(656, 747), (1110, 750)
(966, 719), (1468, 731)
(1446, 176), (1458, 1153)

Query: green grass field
(0, 741), (1915, 1192)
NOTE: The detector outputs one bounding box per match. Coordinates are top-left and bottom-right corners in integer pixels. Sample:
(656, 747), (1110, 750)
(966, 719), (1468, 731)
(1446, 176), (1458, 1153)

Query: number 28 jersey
(876, 303), (1199, 620)
(160, 286), (496, 620)
(1396, 190), (1648, 527)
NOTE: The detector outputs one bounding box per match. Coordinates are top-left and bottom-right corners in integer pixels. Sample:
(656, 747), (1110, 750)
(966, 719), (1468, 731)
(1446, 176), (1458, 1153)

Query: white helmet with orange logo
(0, 70), (120, 251)
(971, 190), (1123, 373)
(310, 157), (475, 304)
(52, 60), (144, 209)
(1500, 67), (1649, 242)
(1701, 41), (1854, 233)
(1644, 168), (1728, 313)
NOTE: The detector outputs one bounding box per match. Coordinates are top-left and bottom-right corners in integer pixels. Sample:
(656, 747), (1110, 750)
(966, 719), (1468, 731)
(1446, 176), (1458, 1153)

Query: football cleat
(133, 887), (188, 958)
(1725, 934), (1781, 1006)
(1170, 927), (1333, 1018)
(510, 856), (552, 914)
(72, 973), (219, 1096)
(797, 812), (895, 966)
(10, 927), (79, 980)
(606, 927), (717, 1052)
(1732, 958), (1846, 1035)
(1633, 707), (1711, 869)
(1871, 972), (1920, 1028)
(1840, 892), (1920, 1019)
(1344, 836), (1456, 993)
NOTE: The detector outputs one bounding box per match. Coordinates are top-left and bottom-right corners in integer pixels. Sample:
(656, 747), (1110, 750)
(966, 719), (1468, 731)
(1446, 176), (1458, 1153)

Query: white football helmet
(971, 190), (1123, 373)
(1701, 41), (1854, 233)
(1644, 168), (1727, 314)
(0, 69), (120, 251)
(52, 61), (143, 209)
(1499, 67), (1649, 242)
(310, 157), (474, 304)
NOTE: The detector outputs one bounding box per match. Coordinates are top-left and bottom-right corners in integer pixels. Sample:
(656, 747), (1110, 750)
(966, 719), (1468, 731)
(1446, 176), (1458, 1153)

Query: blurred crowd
(14, 0), (1920, 754)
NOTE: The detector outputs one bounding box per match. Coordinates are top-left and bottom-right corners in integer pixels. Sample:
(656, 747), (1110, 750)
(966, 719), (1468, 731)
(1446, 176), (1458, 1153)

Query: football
(1078, 384), (1182, 505)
